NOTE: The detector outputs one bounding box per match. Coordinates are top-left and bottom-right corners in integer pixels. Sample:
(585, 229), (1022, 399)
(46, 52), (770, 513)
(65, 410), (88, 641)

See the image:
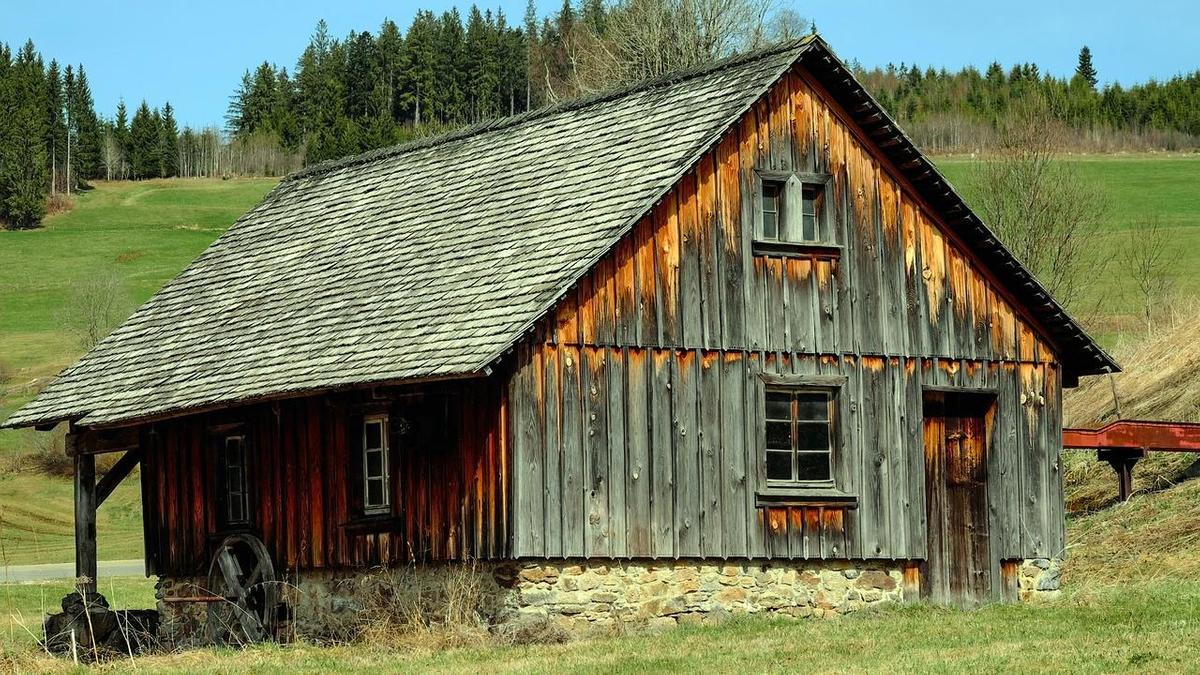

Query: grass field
(2, 580), (1199, 672)
(937, 153), (1200, 337)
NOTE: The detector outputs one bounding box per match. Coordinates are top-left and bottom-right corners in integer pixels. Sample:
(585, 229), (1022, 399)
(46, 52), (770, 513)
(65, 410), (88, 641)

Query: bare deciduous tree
(1120, 215), (1181, 336)
(967, 103), (1108, 310)
(563, 0), (806, 97)
(60, 272), (129, 351)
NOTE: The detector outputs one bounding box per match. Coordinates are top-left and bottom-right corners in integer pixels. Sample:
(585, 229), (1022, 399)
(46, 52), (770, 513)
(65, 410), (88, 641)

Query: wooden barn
(6, 36), (1117, 642)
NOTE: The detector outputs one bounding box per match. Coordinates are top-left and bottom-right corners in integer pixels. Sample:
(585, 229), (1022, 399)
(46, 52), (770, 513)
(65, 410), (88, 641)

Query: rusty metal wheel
(206, 533), (278, 645)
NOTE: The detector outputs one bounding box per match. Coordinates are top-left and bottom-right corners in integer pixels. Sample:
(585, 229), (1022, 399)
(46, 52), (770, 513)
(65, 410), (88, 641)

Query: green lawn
(2, 579), (1198, 672)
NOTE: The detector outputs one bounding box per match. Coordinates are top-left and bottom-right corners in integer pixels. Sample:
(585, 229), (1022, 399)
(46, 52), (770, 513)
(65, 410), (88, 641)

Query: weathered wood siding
(509, 67), (1066, 562)
(141, 381), (509, 576)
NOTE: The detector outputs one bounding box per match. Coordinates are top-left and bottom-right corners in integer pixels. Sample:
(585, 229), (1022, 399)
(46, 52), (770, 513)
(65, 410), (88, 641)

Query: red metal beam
(1063, 420), (1200, 452)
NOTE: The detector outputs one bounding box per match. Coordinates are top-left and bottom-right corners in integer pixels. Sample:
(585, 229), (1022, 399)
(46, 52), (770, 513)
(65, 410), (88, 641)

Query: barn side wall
(508, 67), (1067, 567)
(140, 379), (510, 578)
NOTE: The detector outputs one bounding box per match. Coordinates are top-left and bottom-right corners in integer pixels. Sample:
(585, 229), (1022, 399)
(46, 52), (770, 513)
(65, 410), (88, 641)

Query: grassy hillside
(0, 178), (276, 567)
(938, 154), (1200, 340)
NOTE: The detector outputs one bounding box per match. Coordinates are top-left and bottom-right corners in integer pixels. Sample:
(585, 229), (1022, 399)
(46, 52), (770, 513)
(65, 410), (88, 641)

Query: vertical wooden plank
(583, 346), (611, 556)
(860, 356), (890, 558)
(699, 351), (723, 556)
(614, 238), (637, 345)
(608, 347), (629, 558)
(634, 215), (658, 348)
(696, 152), (723, 350)
(787, 258), (816, 354)
(626, 348), (653, 555)
(542, 344), (564, 558)
(515, 343), (544, 556)
(678, 171), (703, 347)
(920, 214), (951, 356)
(561, 344), (585, 557)
(879, 175), (905, 356)
(746, 352), (767, 558)
(904, 358), (926, 558)
(1045, 363), (1065, 557)
(650, 350), (676, 557)
(673, 350), (701, 557)
(656, 191), (681, 347)
(720, 352), (748, 558)
(836, 355), (861, 558)
(887, 358), (910, 559)
(720, 125), (745, 350)
(901, 197), (927, 356)
(1019, 362), (1045, 557)
(765, 257), (786, 351)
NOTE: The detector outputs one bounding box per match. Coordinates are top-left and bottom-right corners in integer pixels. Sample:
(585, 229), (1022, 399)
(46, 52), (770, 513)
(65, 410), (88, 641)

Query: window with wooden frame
(222, 435), (250, 526)
(764, 388), (835, 485)
(754, 171), (836, 256)
(361, 415), (391, 515)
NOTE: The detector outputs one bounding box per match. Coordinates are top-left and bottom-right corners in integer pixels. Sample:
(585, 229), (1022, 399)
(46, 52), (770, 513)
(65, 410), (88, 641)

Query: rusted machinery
(1062, 420), (1200, 501)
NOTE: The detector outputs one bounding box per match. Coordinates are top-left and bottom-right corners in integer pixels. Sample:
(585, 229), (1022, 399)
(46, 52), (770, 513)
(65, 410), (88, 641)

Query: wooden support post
(74, 452), (97, 595)
(1098, 448), (1144, 502)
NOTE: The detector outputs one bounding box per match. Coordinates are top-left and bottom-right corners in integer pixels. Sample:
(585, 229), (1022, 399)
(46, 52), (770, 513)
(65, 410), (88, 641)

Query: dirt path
(0, 560), (144, 583)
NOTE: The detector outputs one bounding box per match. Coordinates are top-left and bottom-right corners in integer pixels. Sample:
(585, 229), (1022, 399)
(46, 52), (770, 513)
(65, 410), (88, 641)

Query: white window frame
(223, 434), (250, 526)
(362, 415), (391, 515)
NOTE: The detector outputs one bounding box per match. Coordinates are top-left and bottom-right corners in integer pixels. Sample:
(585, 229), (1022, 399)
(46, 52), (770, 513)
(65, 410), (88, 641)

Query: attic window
(753, 172), (837, 257)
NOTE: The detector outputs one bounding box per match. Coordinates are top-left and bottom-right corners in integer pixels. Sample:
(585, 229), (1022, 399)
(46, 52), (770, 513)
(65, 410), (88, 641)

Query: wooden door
(922, 392), (994, 607)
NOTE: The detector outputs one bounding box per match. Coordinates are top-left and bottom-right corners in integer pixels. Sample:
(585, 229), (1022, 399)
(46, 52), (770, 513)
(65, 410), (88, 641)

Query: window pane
(762, 211), (778, 239)
(227, 467), (242, 491)
(765, 392), (792, 420)
(766, 450), (793, 481)
(365, 420), (383, 450)
(803, 213), (817, 241)
(366, 479), (384, 507)
(796, 421), (830, 451)
(796, 393), (827, 421)
(766, 420), (793, 450)
(366, 449), (383, 478)
(796, 452), (831, 481)
(226, 438), (242, 467)
(229, 501), (244, 524)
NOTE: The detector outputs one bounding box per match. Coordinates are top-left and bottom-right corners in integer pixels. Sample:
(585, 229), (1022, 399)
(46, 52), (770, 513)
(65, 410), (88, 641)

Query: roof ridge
(286, 35), (816, 182)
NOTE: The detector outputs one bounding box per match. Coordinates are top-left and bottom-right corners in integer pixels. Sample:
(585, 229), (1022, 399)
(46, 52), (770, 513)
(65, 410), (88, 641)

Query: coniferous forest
(3, 0), (1200, 230)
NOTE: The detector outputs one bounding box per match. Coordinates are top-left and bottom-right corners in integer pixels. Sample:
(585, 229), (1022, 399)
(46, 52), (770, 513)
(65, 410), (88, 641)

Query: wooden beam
(66, 427), (139, 456)
(74, 453), (97, 595)
(95, 448), (142, 508)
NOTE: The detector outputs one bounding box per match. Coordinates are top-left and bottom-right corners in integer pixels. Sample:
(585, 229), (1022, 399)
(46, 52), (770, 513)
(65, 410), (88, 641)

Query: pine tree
(71, 65), (101, 183)
(0, 41), (49, 228)
(159, 101), (179, 177)
(1076, 46), (1098, 90)
(405, 11), (438, 126)
(44, 59), (66, 193)
(114, 100), (130, 179)
(129, 100), (159, 179)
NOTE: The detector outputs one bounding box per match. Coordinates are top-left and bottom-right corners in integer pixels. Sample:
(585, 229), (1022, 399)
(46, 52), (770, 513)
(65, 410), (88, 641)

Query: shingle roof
(5, 36), (1117, 430)
(5, 38), (813, 429)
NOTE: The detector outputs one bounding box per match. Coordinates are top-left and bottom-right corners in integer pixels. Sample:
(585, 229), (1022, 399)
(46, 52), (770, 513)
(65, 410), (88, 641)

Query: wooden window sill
(752, 240), (842, 260)
(342, 515), (400, 534)
(755, 487), (858, 509)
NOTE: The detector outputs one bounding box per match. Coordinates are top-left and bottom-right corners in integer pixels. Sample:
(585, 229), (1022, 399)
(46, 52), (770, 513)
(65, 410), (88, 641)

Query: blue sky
(3, 0), (1198, 129)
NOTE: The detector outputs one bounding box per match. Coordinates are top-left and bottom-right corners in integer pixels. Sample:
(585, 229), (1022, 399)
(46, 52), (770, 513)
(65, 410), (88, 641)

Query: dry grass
(1066, 479), (1200, 587)
(1063, 309), (1200, 512)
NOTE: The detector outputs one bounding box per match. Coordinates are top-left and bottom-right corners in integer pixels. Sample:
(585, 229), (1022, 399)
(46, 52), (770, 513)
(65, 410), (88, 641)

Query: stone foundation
(157, 559), (907, 643)
(1017, 558), (1063, 601)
